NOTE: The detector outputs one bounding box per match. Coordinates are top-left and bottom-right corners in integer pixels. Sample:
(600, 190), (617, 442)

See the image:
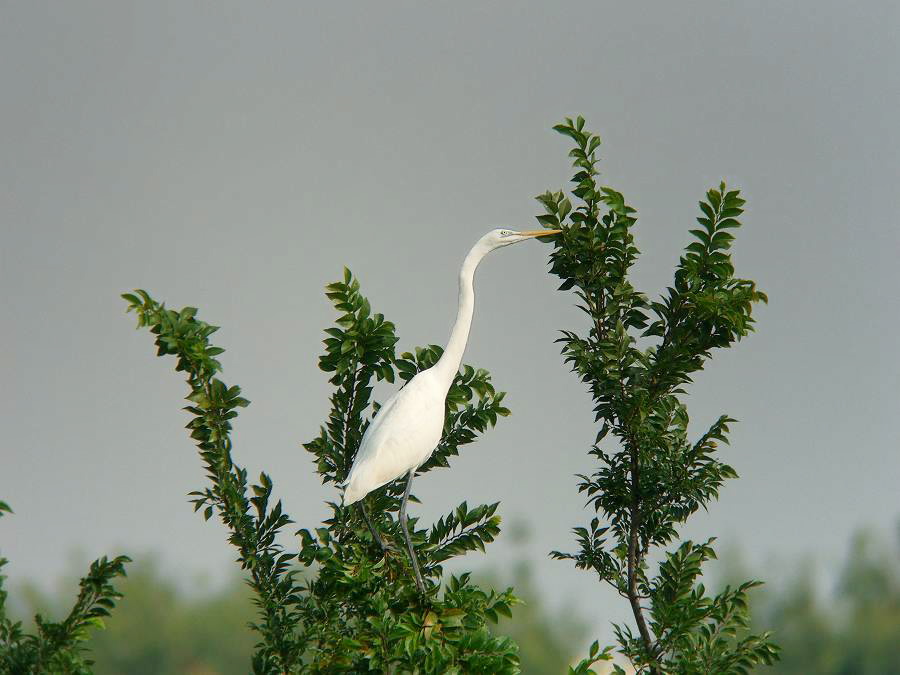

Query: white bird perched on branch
(343, 227), (560, 592)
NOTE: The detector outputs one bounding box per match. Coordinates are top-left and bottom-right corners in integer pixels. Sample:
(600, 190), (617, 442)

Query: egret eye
(500, 230), (513, 237)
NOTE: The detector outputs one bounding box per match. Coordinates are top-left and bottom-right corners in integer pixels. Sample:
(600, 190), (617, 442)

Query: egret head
(481, 227), (562, 251)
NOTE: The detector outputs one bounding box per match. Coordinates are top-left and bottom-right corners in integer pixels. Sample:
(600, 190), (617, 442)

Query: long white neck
(432, 241), (490, 389)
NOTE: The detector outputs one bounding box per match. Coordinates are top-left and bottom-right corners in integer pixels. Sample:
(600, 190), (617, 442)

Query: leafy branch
(542, 116), (778, 673)
(0, 502), (129, 674)
(125, 268), (521, 672)
(123, 291), (304, 672)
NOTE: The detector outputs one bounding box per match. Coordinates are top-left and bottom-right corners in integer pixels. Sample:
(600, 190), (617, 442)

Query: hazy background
(2, 0), (899, 652)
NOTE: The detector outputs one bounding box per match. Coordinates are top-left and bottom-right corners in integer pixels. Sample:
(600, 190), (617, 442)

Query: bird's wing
(343, 374), (445, 503)
(342, 387), (406, 496)
(352, 387), (403, 465)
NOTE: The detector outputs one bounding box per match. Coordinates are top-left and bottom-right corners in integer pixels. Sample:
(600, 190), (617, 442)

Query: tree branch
(627, 435), (660, 674)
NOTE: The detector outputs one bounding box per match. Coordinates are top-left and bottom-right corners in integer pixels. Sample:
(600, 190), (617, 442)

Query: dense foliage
(13, 523), (900, 673)
(539, 117), (778, 673)
(0, 500), (129, 674)
(13, 540), (592, 674)
(122, 269), (518, 673)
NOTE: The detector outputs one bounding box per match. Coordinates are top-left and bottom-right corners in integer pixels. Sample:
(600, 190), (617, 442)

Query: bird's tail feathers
(343, 480), (364, 506)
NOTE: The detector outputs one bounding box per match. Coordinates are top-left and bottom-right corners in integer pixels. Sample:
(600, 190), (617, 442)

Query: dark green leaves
(567, 640), (615, 675)
(427, 502), (502, 564)
(125, 290), (305, 671)
(320, 269), (398, 385)
(0, 500), (129, 674)
(541, 117), (777, 673)
(641, 186), (768, 402)
(649, 541), (779, 673)
(304, 271), (401, 486)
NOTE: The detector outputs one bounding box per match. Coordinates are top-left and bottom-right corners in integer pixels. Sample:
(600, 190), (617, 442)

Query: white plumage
(344, 369), (445, 504)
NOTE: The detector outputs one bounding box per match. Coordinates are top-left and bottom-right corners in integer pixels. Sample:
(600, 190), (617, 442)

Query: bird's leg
(359, 501), (389, 553)
(399, 469), (425, 593)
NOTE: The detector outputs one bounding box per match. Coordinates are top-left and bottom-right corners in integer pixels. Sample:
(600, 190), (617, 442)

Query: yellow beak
(519, 229), (562, 238)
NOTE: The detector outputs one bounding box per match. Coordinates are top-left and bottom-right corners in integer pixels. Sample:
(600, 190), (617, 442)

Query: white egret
(343, 227), (560, 591)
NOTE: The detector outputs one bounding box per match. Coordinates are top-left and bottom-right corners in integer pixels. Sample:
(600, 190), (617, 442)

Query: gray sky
(2, 0), (899, 638)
